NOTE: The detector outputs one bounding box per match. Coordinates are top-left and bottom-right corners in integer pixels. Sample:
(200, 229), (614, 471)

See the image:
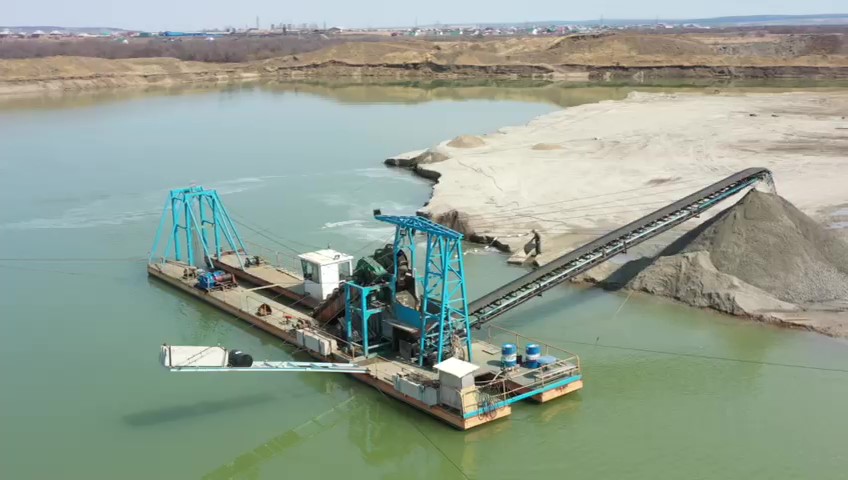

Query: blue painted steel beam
(149, 186), (249, 269)
(168, 361), (368, 374)
(171, 194), (181, 261)
(373, 213), (470, 365)
(462, 374), (582, 419)
(374, 214), (463, 240)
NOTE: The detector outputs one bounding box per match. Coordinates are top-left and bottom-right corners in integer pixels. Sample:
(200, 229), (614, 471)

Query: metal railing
(227, 242), (305, 277)
(368, 325), (583, 421)
(477, 324), (581, 371)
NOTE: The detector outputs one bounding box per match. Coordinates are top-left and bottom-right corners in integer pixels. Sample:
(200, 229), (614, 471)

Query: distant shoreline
(2, 58), (847, 97)
(2, 32), (848, 96)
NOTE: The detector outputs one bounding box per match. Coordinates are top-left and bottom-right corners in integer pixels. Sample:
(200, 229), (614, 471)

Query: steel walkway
(160, 345), (368, 373)
(468, 167), (773, 326)
(166, 361), (368, 374)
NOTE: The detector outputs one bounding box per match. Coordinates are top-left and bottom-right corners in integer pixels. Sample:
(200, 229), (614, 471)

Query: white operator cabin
(298, 249), (354, 300)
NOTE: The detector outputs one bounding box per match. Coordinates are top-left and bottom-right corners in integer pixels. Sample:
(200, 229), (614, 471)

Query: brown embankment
(258, 32), (848, 79)
(2, 33), (848, 95)
(0, 56), (259, 96)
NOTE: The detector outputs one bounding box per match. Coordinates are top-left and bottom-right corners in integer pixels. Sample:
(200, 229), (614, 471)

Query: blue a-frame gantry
(149, 186), (248, 269)
(375, 214), (472, 366)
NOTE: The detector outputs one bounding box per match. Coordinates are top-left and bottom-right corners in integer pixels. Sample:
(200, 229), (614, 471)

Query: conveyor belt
(468, 167), (772, 326)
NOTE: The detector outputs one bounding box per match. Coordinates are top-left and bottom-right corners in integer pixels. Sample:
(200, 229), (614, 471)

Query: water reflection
(259, 78), (848, 108)
(4, 78), (848, 113)
(202, 392), (357, 480)
(201, 375), (480, 479)
(123, 392), (277, 427)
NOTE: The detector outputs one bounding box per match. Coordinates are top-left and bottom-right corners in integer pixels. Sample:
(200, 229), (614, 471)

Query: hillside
(230, 32), (848, 83)
(264, 33), (848, 71)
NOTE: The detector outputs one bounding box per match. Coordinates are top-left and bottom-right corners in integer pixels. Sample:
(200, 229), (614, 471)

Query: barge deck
(149, 259), (582, 430)
(212, 251), (318, 309)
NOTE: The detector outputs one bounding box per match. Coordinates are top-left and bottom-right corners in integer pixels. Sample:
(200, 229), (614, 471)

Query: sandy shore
(390, 91), (848, 336)
(407, 91), (848, 251)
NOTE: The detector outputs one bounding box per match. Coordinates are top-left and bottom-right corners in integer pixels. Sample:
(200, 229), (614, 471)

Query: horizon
(3, 0), (845, 31)
(4, 13), (848, 31)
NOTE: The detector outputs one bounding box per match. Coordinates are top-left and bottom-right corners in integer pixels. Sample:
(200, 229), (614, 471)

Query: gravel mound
(628, 251), (798, 315)
(632, 190), (848, 307)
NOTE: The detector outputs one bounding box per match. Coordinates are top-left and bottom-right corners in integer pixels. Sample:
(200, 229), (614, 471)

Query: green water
(1, 83), (847, 480)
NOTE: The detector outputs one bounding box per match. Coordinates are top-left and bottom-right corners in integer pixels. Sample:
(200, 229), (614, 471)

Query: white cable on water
(613, 289), (634, 319)
(566, 336), (848, 374)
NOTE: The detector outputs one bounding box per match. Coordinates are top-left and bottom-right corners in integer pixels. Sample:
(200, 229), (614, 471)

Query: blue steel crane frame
(149, 186), (248, 269)
(375, 214), (473, 366)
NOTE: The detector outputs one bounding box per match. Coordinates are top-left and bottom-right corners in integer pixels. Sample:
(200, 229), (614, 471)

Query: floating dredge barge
(149, 168), (771, 429)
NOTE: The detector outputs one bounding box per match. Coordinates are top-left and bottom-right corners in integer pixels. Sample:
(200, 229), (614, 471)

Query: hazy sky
(4, 0), (844, 31)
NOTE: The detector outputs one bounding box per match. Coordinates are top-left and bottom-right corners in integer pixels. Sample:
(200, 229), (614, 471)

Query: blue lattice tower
(149, 186), (248, 269)
(373, 214), (472, 366)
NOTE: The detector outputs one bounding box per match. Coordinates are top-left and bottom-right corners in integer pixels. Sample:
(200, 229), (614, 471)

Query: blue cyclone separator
(524, 343), (541, 368)
(501, 343), (517, 368)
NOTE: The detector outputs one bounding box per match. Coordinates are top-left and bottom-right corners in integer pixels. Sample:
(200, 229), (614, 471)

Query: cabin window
(339, 261), (352, 281)
(301, 260), (319, 282)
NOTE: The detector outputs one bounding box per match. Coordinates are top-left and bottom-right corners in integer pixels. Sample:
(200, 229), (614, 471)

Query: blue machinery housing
(344, 214), (473, 366)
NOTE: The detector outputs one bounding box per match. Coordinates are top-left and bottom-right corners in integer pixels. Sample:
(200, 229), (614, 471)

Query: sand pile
(447, 135), (485, 148)
(623, 190), (848, 317)
(531, 143), (563, 151)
